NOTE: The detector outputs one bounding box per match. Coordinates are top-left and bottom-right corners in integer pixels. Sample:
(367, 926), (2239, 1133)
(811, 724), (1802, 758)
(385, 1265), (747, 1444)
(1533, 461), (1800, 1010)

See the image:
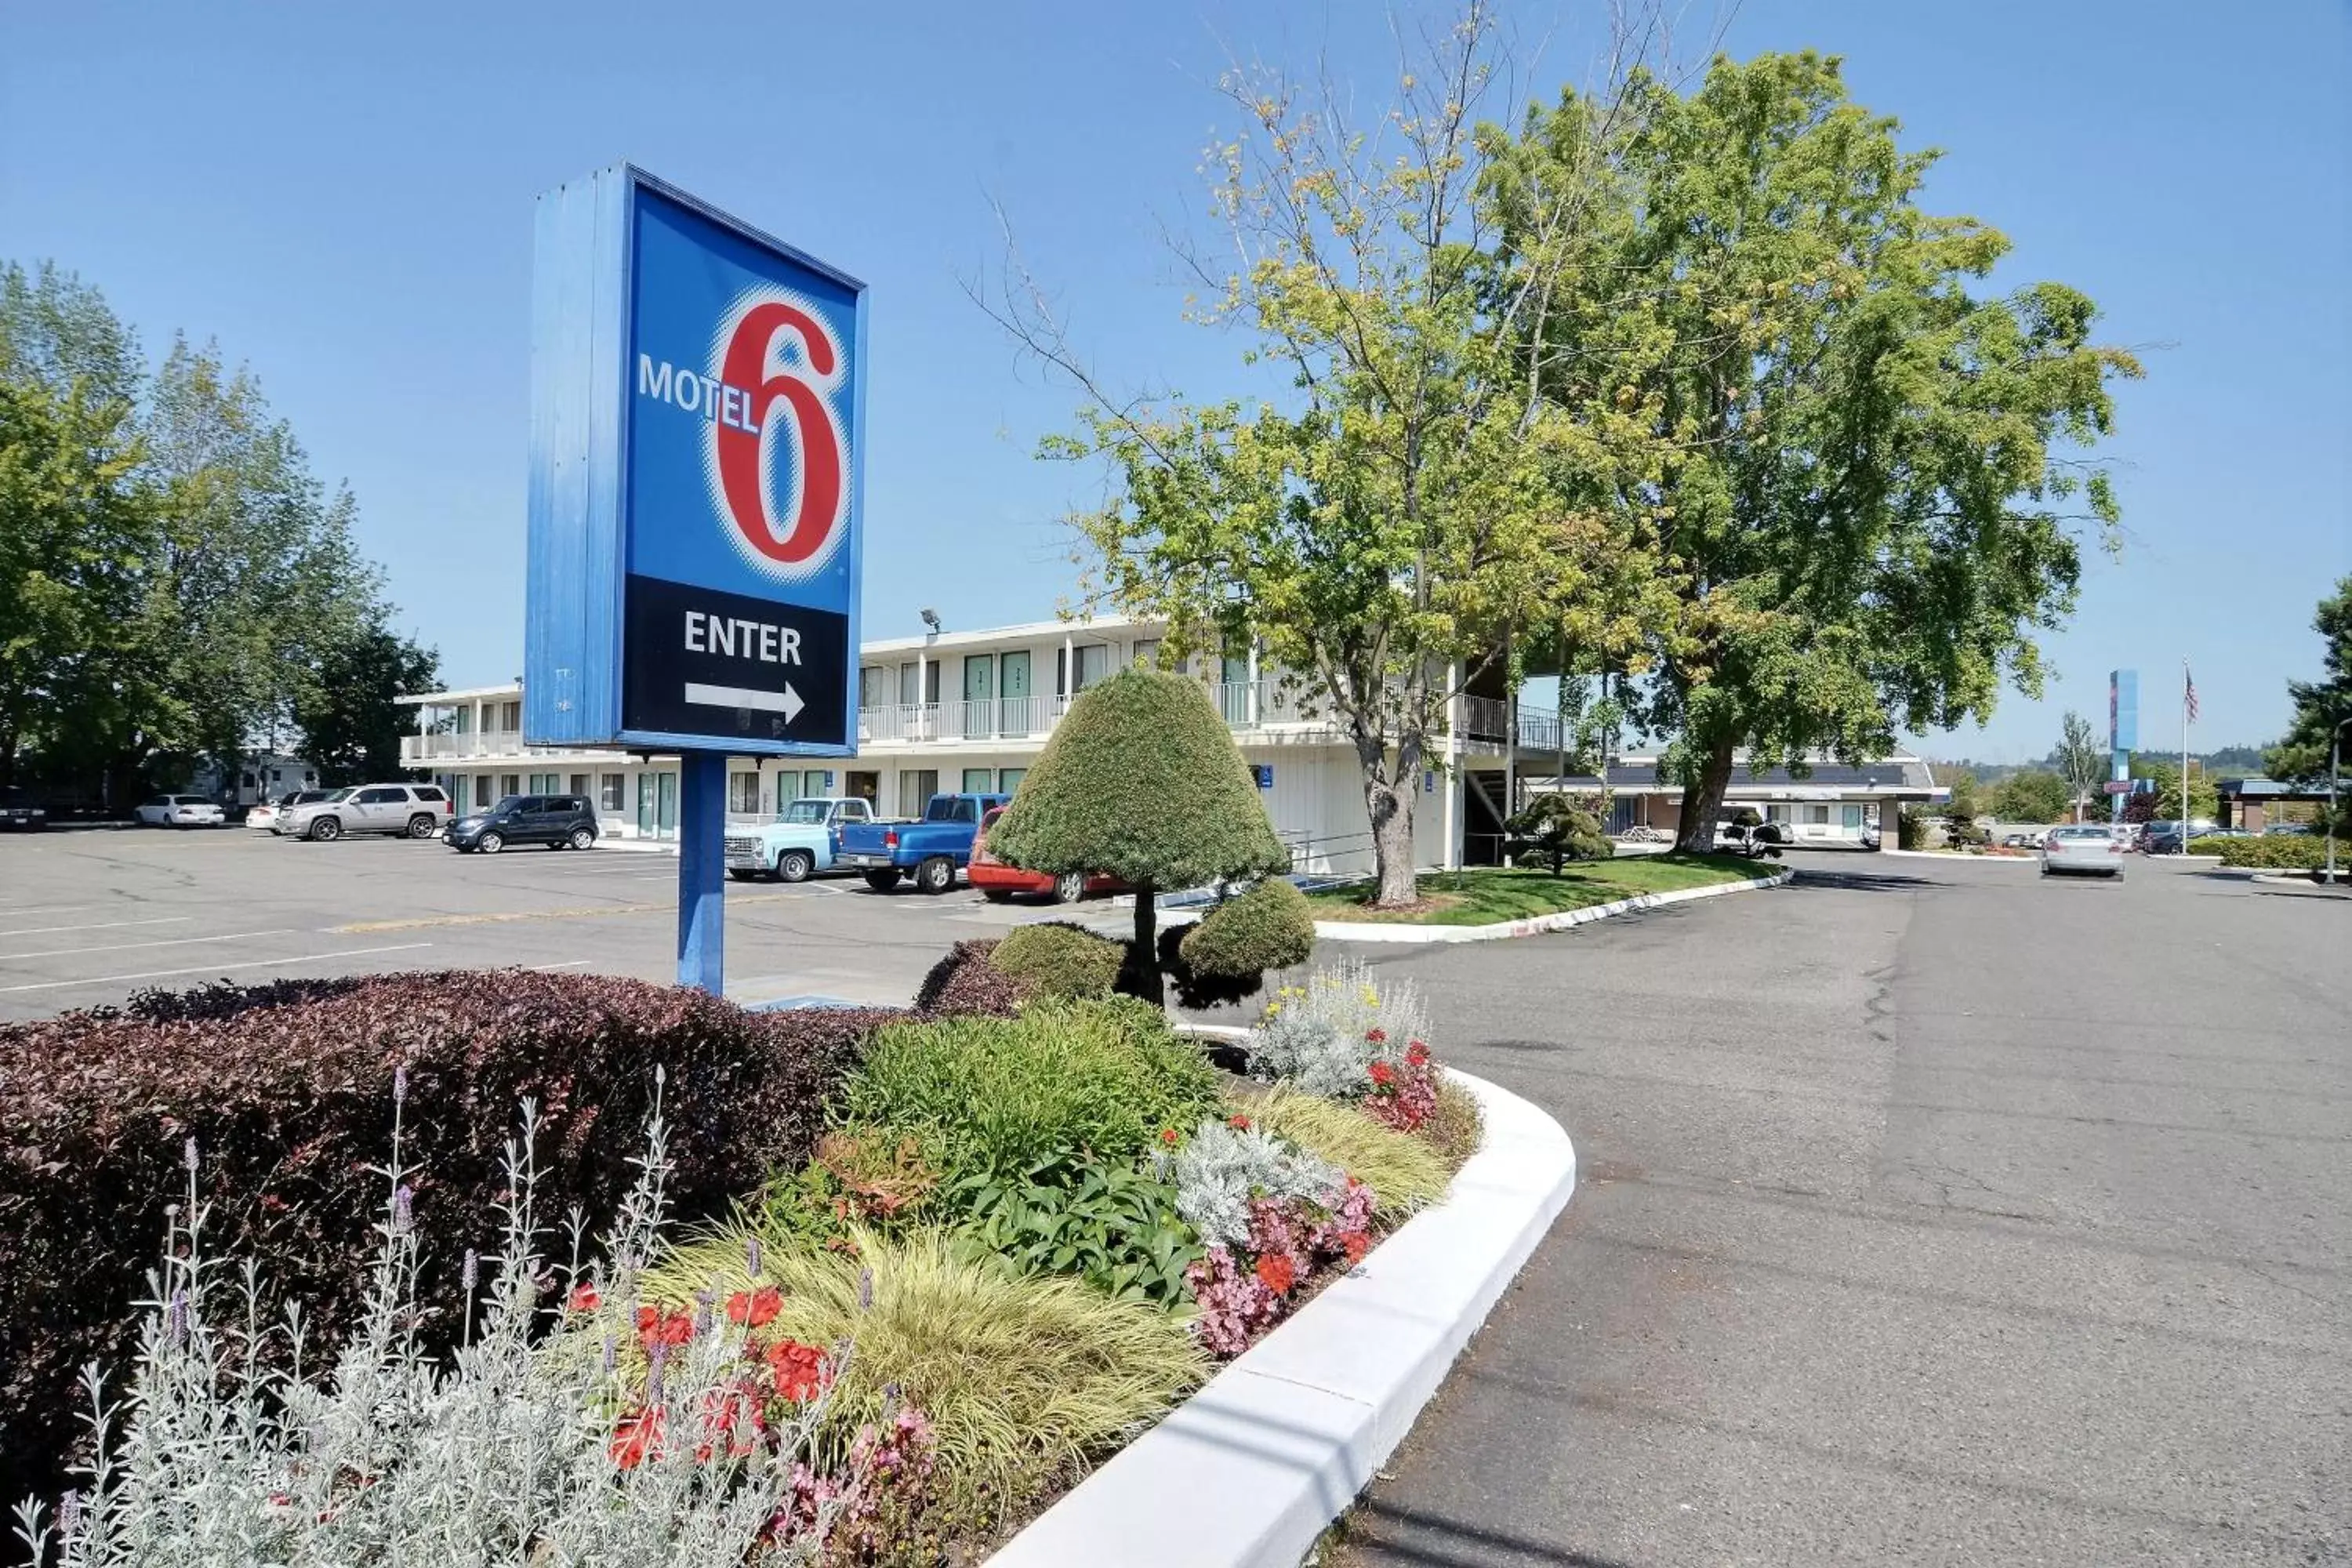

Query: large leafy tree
(2, 260), (410, 802)
(2264, 576), (2350, 838)
(1509, 53), (2143, 852)
(983, 5), (1660, 908)
(293, 626), (440, 786)
(2053, 709), (2105, 822)
(1991, 769), (2070, 824)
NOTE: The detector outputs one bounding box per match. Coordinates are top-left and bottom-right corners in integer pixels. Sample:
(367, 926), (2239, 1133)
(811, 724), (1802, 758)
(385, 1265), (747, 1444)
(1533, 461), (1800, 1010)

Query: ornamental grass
(1240, 1084), (1454, 1215)
(641, 1225), (1210, 1512)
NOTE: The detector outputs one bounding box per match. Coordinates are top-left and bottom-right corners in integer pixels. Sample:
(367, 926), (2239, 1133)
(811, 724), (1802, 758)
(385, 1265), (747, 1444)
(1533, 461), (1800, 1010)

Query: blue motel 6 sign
(523, 164), (866, 756)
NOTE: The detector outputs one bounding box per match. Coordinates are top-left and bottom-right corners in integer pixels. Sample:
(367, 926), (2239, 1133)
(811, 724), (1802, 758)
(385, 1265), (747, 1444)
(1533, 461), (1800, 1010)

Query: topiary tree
(985, 667), (1293, 1005)
(1504, 794), (1610, 876)
(989, 921), (1126, 1000)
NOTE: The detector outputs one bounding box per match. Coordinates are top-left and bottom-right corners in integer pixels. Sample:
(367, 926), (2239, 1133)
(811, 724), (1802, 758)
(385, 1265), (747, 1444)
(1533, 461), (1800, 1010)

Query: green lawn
(1301, 854), (1773, 927)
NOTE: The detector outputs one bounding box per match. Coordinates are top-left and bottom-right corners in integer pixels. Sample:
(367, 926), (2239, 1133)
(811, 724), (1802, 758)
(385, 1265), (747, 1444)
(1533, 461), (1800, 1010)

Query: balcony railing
(855, 681), (1340, 747)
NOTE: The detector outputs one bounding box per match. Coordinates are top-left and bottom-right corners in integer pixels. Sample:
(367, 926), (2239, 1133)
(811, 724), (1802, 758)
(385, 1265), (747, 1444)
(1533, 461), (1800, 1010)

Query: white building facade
(397, 615), (1939, 870)
(397, 618), (1472, 877)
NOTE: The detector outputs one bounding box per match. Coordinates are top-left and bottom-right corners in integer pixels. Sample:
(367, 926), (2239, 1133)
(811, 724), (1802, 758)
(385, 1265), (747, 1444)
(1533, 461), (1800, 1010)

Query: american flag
(2185, 667), (2199, 724)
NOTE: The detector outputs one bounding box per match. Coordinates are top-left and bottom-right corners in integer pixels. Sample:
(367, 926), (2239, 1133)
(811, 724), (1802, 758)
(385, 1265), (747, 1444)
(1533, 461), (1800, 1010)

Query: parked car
(968, 804), (1124, 904)
(0, 785), (46, 831)
(836, 792), (1010, 894)
(246, 789), (333, 833)
(134, 793), (227, 828)
(2042, 823), (2127, 879)
(276, 782), (452, 841)
(723, 796), (873, 882)
(2263, 822), (2315, 836)
(445, 793), (597, 853)
(2001, 832), (2042, 849)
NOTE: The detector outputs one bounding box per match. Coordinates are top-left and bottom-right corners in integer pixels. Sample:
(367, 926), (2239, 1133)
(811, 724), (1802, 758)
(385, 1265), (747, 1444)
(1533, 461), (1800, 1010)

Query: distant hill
(1922, 743), (2274, 783)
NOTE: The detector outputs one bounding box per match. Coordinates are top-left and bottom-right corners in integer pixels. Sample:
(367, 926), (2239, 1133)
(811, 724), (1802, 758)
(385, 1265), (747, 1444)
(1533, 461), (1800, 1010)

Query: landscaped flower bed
(3, 957), (1479, 1566)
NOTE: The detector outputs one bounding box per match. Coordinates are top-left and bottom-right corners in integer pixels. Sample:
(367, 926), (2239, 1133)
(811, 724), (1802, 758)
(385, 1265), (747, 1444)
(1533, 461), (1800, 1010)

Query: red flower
(695, 1387), (764, 1461)
(1341, 1231), (1370, 1265)
(1160, 1127), (1181, 1147)
(765, 1338), (829, 1403)
(1366, 1028), (1387, 1044)
(1228, 1113), (1253, 1131)
(1368, 1060), (1395, 1087)
(1406, 1041), (1429, 1067)
(725, 1286), (782, 1327)
(610, 1408), (665, 1470)
(1254, 1252), (1298, 1294)
(567, 1282), (601, 1316)
(638, 1307), (692, 1347)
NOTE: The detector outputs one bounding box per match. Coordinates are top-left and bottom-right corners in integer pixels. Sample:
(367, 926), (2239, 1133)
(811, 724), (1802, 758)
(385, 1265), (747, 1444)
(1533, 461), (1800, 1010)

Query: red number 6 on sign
(713, 297), (847, 575)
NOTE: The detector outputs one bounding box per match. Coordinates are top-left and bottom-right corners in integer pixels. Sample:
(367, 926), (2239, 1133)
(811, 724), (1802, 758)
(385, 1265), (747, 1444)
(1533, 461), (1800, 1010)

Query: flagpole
(2182, 658), (2190, 829)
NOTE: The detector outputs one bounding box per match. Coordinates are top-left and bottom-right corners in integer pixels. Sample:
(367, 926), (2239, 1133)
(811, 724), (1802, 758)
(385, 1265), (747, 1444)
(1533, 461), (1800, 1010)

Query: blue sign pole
(676, 752), (727, 991)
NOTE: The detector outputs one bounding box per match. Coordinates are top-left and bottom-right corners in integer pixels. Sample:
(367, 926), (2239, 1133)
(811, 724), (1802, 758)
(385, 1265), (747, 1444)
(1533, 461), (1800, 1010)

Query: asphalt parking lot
(0, 825), (1106, 1022)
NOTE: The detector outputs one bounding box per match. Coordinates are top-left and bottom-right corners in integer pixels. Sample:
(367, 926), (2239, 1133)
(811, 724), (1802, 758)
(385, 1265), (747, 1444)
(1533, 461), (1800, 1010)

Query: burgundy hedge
(0, 969), (896, 1514)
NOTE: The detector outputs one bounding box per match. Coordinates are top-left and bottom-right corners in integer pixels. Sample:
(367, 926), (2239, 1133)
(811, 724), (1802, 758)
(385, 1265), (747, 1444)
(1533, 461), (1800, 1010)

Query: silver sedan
(2042, 824), (2127, 879)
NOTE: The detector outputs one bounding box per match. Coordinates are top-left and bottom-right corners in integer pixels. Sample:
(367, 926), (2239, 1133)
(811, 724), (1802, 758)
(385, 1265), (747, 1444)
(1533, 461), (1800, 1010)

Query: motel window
(1842, 804), (1865, 831)
(859, 666), (887, 709)
(898, 770), (939, 818)
(998, 767), (1026, 795)
(499, 774), (521, 798)
(499, 702), (521, 731)
(599, 774), (625, 812)
(528, 773), (559, 793)
(771, 770), (801, 808)
(962, 768), (994, 794)
(1807, 804), (1831, 826)
(897, 662), (942, 706)
(568, 774), (589, 797)
(728, 771), (760, 814)
(1056, 644), (1110, 697)
(1131, 638), (1161, 670)
(475, 775), (492, 809)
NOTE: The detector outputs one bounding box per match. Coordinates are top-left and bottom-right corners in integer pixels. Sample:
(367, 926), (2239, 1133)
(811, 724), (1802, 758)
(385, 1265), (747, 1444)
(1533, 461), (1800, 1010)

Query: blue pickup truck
(836, 792), (1010, 894)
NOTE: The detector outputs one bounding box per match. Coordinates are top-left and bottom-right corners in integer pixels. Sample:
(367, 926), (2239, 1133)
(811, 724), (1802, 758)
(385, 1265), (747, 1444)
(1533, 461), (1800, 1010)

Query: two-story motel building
(397, 615), (1940, 873)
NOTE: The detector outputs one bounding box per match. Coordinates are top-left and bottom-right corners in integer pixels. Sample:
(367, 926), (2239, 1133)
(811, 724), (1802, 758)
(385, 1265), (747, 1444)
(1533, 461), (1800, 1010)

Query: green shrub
(1240, 1084), (1451, 1215)
(1897, 804), (1929, 851)
(837, 998), (1221, 1178)
(1505, 793), (1610, 873)
(2215, 834), (2340, 869)
(942, 1155), (1203, 1308)
(0, 970), (889, 1514)
(988, 921), (1126, 999)
(643, 1226), (1209, 1513)
(1180, 878), (1316, 978)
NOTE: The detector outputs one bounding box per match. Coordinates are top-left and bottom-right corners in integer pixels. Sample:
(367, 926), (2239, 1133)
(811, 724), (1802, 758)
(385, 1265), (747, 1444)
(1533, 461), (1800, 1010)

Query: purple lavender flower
(645, 1338), (669, 1402)
(693, 1288), (714, 1338)
(858, 1266), (874, 1314)
(602, 1334), (618, 1375)
(393, 1064), (408, 1105)
(183, 1136), (199, 1174)
(392, 1185), (413, 1235)
(166, 1289), (189, 1348)
(744, 1235), (761, 1277)
(461, 1249), (478, 1294)
(57, 1488), (80, 1537)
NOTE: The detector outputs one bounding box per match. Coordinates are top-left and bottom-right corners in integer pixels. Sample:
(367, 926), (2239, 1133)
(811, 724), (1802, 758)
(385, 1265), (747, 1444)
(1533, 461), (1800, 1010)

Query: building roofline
(396, 684), (521, 706)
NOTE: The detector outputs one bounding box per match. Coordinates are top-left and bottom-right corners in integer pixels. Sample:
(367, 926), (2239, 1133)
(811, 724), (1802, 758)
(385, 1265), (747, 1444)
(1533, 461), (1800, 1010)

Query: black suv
(445, 794), (599, 854)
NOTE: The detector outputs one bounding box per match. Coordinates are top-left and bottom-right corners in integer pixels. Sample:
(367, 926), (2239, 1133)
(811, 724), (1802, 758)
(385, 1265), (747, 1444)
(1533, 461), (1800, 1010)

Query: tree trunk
(1355, 724), (1421, 908)
(1672, 736), (1738, 855)
(1127, 881), (1164, 1008)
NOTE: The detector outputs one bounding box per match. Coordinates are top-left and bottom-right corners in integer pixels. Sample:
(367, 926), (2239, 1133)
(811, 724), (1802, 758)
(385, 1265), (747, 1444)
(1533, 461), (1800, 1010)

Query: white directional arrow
(684, 681), (806, 725)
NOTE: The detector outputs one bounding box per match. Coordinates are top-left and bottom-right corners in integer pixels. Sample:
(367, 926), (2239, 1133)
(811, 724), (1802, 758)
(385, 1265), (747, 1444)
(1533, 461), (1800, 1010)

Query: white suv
(276, 783), (452, 841)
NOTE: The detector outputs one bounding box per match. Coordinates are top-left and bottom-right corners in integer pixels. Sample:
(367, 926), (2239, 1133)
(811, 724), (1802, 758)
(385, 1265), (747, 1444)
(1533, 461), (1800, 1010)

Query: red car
(967, 805), (1124, 905)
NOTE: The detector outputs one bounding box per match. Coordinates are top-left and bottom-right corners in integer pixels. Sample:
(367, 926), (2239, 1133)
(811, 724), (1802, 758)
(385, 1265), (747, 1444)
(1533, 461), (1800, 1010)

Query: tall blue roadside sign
(2108, 669), (2138, 821)
(524, 165), (867, 992)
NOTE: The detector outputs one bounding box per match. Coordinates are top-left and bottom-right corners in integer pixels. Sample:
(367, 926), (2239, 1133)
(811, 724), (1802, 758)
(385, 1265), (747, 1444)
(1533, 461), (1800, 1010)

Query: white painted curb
(989, 1068), (1577, 1568)
(1307, 865), (1794, 944)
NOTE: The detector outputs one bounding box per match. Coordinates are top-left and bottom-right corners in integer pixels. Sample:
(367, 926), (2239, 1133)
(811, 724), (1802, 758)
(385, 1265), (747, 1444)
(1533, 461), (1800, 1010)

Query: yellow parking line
(333, 892), (804, 934)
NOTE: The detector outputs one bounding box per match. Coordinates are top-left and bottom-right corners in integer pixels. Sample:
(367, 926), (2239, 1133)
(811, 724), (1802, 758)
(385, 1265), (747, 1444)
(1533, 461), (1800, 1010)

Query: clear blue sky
(5, 1), (2345, 760)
